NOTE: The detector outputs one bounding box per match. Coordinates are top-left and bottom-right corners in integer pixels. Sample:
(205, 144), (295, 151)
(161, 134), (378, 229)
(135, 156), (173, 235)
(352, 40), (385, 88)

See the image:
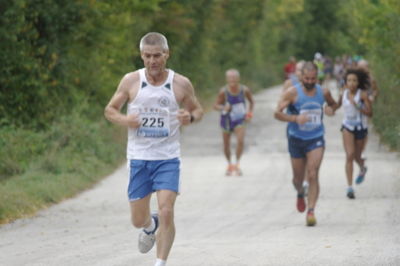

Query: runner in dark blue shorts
(275, 61), (339, 226)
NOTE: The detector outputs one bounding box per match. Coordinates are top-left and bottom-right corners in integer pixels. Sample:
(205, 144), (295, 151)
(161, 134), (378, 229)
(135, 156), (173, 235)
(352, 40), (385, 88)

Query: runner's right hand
(126, 113), (141, 128)
(295, 114), (309, 125)
(223, 103), (231, 113)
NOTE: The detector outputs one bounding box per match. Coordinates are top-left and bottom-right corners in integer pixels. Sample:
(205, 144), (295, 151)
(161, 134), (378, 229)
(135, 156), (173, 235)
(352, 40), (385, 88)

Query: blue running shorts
(288, 136), (325, 158)
(127, 158), (180, 201)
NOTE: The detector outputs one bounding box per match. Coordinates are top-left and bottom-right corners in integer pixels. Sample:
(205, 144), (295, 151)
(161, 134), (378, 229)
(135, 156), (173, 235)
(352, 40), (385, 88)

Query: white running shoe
(138, 214), (158, 253)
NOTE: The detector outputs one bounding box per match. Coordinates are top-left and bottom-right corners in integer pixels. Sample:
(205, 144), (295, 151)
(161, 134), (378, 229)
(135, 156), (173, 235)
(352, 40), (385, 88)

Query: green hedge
(0, 108), (125, 223)
(347, 0), (400, 150)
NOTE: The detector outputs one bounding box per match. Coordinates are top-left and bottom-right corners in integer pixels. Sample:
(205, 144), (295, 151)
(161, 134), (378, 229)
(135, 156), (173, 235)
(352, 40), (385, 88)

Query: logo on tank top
(158, 96), (170, 107)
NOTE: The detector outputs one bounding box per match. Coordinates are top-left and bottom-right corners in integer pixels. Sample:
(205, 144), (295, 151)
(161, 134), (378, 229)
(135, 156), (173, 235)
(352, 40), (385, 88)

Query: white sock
(154, 258), (166, 266)
(144, 216), (156, 233)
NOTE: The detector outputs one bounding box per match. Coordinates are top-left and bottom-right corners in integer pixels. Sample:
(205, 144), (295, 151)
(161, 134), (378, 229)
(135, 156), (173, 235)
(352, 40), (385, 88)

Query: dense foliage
(2, 0), (398, 129)
(347, 0), (400, 150)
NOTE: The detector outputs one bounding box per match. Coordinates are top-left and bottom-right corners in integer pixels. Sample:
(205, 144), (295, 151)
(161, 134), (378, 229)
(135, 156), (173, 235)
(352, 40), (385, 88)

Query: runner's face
(141, 45), (169, 76)
(302, 69), (317, 91)
(346, 73), (358, 91)
(226, 73), (240, 88)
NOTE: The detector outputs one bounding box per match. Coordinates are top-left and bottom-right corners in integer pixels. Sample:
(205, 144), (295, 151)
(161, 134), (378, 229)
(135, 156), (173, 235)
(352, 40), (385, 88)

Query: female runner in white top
(337, 68), (372, 199)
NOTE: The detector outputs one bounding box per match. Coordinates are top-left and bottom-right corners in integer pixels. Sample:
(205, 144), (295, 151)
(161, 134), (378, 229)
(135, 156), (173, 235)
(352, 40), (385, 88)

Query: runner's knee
(237, 138), (244, 147)
(131, 212), (150, 228)
(307, 170), (318, 182)
(158, 206), (174, 227)
(346, 151), (355, 162)
(292, 175), (303, 186)
(224, 145), (230, 154)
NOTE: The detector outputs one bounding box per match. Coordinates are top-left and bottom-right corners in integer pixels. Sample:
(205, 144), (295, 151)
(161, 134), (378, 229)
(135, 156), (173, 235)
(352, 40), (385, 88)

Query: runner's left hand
(177, 109), (191, 125)
(245, 112), (253, 122)
(324, 105), (335, 116)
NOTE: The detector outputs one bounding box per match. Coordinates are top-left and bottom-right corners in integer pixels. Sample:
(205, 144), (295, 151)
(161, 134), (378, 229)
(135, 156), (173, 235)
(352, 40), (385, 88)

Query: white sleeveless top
(342, 89), (368, 130)
(127, 69), (180, 160)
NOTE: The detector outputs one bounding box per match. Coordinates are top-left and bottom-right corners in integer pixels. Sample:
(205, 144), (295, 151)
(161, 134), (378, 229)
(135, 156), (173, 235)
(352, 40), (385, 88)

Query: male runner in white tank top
(104, 32), (203, 266)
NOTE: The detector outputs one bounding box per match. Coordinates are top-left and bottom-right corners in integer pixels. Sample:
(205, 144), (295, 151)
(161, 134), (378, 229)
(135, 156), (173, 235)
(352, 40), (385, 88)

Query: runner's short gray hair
(140, 32), (169, 51)
(225, 69), (240, 77)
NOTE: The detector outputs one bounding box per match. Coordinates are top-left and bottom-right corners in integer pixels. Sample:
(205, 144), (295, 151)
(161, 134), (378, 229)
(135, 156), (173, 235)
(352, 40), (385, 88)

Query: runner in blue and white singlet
(275, 61), (339, 226)
(287, 82), (325, 141)
(127, 68), (180, 160)
(104, 32), (203, 265)
(282, 60), (309, 194)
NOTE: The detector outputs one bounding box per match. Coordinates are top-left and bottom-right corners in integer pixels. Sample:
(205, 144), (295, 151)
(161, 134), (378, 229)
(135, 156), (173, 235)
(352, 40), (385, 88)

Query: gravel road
(1, 84), (399, 266)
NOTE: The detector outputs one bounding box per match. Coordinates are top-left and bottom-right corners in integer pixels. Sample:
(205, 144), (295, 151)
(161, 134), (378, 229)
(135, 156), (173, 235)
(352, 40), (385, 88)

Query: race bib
(345, 114), (360, 126)
(299, 108), (322, 131)
(230, 102), (246, 122)
(344, 105), (360, 126)
(137, 108), (170, 138)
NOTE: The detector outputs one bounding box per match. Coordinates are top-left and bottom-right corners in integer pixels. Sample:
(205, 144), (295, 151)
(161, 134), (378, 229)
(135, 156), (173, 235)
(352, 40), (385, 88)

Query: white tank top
(127, 69), (180, 160)
(342, 89), (368, 130)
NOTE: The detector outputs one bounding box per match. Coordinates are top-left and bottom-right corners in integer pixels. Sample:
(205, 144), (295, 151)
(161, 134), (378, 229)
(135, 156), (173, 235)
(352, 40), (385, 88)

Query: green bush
(0, 126), (47, 178)
(347, 0), (400, 150)
(0, 110), (125, 223)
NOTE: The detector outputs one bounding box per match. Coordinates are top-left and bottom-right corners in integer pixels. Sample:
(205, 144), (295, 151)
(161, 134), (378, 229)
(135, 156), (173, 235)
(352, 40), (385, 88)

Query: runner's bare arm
(323, 87), (340, 116)
(274, 87), (306, 124)
(244, 86), (255, 113)
(104, 72), (141, 128)
(360, 91), (373, 117)
(178, 77), (203, 125)
(213, 89), (226, 111)
(335, 96), (343, 110)
(336, 86), (344, 108)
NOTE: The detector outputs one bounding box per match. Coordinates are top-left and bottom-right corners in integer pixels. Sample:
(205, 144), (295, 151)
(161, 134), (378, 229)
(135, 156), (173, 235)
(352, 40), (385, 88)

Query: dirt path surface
(1, 84), (400, 266)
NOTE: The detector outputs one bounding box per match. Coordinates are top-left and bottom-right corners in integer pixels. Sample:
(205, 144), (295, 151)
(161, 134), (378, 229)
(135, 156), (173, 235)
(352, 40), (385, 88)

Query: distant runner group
(277, 55), (374, 227)
(104, 33), (376, 265)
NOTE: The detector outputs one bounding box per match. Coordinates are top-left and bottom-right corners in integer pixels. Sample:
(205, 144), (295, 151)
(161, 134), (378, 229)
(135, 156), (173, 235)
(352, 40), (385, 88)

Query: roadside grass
(371, 63), (400, 151)
(0, 108), (125, 224)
